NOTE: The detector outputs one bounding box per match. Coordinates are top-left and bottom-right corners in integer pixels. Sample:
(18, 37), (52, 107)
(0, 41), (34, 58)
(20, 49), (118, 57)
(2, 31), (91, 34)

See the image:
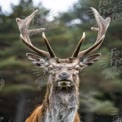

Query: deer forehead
(48, 58), (80, 68)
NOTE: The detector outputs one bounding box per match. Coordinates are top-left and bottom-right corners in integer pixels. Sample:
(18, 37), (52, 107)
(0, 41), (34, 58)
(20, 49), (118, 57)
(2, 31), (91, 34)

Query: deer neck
(42, 83), (79, 122)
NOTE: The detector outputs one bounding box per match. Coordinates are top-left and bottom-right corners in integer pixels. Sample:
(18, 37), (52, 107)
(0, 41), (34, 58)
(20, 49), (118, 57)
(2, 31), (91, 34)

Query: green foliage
(0, 84), (37, 95)
(80, 91), (118, 115)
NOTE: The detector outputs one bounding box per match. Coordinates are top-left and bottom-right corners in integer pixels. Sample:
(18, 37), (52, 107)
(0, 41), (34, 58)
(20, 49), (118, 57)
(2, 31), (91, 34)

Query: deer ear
(26, 53), (48, 67)
(82, 53), (101, 66)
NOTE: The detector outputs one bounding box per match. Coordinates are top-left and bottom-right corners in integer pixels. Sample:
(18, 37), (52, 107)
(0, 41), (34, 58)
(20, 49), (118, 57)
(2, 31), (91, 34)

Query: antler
(16, 10), (56, 58)
(72, 7), (111, 58)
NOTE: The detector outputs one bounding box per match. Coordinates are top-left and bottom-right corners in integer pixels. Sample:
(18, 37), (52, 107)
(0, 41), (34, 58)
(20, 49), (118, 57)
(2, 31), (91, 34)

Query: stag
(16, 8), (111, 122)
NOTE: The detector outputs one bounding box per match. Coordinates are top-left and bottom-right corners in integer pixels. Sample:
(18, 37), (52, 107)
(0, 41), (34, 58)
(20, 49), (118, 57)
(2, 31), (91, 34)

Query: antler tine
(16, 10), (40, 44)
(90, 7), (111, 45)
(16, 10), (55, 58)
(76, 7), (111, 58)
(72, 32), (85, 57)
(42, 32), (56, 58)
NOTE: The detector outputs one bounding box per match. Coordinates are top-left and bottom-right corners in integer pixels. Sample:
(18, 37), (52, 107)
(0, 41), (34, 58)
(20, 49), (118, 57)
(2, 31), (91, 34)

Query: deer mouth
(57, 80), (72, 88)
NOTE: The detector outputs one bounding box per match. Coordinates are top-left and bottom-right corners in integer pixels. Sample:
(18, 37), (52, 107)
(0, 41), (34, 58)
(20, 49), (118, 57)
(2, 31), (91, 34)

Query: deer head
(16, 8), (111, 91)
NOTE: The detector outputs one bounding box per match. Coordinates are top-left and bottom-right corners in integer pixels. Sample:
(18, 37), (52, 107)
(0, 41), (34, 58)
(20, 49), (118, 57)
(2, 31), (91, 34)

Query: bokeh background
(0, 0), (122, 122)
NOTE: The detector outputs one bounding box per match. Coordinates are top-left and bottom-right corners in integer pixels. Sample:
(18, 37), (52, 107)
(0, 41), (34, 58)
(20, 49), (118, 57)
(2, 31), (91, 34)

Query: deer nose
(59, 72), (70, 80)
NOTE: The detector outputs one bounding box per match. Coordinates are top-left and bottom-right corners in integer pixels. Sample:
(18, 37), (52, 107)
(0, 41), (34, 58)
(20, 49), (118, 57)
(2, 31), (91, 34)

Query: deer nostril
(59, 72), (69, 80)
(62, 72), (67, 76)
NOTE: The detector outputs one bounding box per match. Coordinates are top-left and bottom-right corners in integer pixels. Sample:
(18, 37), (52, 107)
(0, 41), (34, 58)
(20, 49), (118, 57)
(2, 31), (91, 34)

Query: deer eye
(75, 65), (80, 70)
(48, 65), (54, 71)
(68, 67), (72, 70)
(55, 67), (61, 70)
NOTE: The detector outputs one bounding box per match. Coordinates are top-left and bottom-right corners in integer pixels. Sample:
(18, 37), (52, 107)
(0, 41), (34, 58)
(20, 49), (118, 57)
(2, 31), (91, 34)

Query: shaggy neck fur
(41, 83), (79, 122)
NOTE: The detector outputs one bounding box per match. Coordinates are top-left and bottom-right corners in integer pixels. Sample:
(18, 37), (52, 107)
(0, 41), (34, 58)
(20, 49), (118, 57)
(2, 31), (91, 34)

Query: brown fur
(25, 105), (80, 122)
(25, 82), (80, 122)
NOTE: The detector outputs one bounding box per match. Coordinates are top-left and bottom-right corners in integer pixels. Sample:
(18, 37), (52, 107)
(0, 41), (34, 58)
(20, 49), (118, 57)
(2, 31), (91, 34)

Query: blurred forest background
(0, 0), (122, 122)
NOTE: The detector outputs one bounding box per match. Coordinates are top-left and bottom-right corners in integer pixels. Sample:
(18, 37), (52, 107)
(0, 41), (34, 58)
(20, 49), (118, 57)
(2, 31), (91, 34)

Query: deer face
(26, 53), (101, 89)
